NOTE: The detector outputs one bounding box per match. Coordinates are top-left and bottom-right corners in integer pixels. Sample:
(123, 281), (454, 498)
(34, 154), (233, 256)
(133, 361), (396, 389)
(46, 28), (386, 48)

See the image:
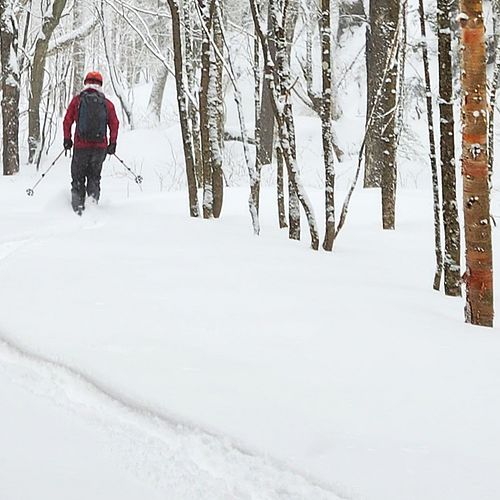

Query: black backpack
(77, 90), (108, 141)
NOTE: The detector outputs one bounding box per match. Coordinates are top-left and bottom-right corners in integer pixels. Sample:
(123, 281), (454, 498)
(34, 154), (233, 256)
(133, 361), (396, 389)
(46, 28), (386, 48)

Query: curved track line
(0, 333), (347, 500)
(0, 217), (105, 268)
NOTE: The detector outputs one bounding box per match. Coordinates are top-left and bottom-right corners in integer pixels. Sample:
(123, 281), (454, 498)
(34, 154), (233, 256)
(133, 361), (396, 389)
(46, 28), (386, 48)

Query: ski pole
(113, 154), (143, 185)
(26, 149), (65, 197)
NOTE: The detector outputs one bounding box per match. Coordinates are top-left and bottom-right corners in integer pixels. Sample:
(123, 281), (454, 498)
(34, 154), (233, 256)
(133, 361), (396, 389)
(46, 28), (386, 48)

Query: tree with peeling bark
(459, 0), (494, 327)
(437, 0), (462, 297)
(0, 0), (20, 176)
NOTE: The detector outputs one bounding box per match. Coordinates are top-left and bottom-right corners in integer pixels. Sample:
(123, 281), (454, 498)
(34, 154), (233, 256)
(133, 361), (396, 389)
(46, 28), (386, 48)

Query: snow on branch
(47, 18), (98, 56)
(102, 0), (198, 112)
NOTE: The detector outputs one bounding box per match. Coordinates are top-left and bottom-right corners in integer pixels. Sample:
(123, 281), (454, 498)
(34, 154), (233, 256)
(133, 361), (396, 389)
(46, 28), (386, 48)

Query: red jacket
(63, 89), (119, 149)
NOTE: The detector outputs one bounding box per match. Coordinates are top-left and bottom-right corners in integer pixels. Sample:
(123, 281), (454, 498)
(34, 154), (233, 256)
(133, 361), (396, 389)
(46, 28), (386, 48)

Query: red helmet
(84, 71), (103, 86)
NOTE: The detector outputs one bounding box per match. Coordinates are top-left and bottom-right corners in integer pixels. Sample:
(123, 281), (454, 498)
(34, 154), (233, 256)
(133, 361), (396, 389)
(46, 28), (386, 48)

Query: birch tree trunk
(438, 0), (462, 296)
(0, 0), (20, 176)
(459, 0), (494, 326)
(28, 0), (68, 163)
(167, 0), (200, 217)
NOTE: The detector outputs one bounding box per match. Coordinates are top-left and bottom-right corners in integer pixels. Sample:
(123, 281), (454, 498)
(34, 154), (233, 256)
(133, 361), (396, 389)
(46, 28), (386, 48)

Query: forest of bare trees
(0, 0), (496, 327)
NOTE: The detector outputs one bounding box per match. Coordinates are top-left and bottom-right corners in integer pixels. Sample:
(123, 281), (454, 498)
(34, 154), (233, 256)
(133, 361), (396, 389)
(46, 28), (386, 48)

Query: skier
(63, 71), (119, 215)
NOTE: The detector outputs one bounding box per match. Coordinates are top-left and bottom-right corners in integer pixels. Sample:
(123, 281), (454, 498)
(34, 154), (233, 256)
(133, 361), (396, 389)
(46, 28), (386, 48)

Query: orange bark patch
(462, 161), (488, 178)
(462, 27), (484, 44)
(466, 268), (493, 291)
(463, 133), (487, 144)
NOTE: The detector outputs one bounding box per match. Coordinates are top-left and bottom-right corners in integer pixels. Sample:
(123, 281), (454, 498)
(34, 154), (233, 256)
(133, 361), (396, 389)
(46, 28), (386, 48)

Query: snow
(0, 358), (166, 500)
(2, 4), (500, 498)
(47, 19), (98, 55)
(0, 335), (338, 500)
(1, 126), (500, 499)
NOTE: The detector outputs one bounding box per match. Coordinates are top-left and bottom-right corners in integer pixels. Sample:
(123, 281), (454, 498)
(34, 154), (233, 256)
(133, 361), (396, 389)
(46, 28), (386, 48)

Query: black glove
(64, 138), (73, 150)
(107, 143), (116, 155)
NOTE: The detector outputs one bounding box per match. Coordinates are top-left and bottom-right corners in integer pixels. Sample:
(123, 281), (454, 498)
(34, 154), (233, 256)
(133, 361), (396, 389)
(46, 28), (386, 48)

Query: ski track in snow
(0, 215), (105, 267)
(0, 333), (345, 500)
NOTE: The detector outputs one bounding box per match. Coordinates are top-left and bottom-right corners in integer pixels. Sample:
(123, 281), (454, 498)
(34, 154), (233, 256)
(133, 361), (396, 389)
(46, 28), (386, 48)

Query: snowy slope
(0, 364), (166, 500)
(1, 131), (500, 499)
(0, 335), (338, 500)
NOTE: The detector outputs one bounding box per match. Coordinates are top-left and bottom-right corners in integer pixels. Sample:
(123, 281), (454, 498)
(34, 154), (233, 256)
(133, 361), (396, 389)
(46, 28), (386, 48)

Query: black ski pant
(71, 148), (107, 211)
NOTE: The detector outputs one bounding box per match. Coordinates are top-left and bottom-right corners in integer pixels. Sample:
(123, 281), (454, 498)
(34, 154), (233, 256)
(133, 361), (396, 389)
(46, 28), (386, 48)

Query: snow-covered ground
(1, 119), (500, 499)
(3, 13), (500, 496)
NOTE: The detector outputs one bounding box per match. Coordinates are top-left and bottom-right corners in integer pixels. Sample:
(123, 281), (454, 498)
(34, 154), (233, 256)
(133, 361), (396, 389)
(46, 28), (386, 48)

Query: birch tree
(459, 0), (493, 326)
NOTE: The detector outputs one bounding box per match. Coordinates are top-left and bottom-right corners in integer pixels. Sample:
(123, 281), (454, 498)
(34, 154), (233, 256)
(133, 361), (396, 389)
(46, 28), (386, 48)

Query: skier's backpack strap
(77, 91), (108, 142)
